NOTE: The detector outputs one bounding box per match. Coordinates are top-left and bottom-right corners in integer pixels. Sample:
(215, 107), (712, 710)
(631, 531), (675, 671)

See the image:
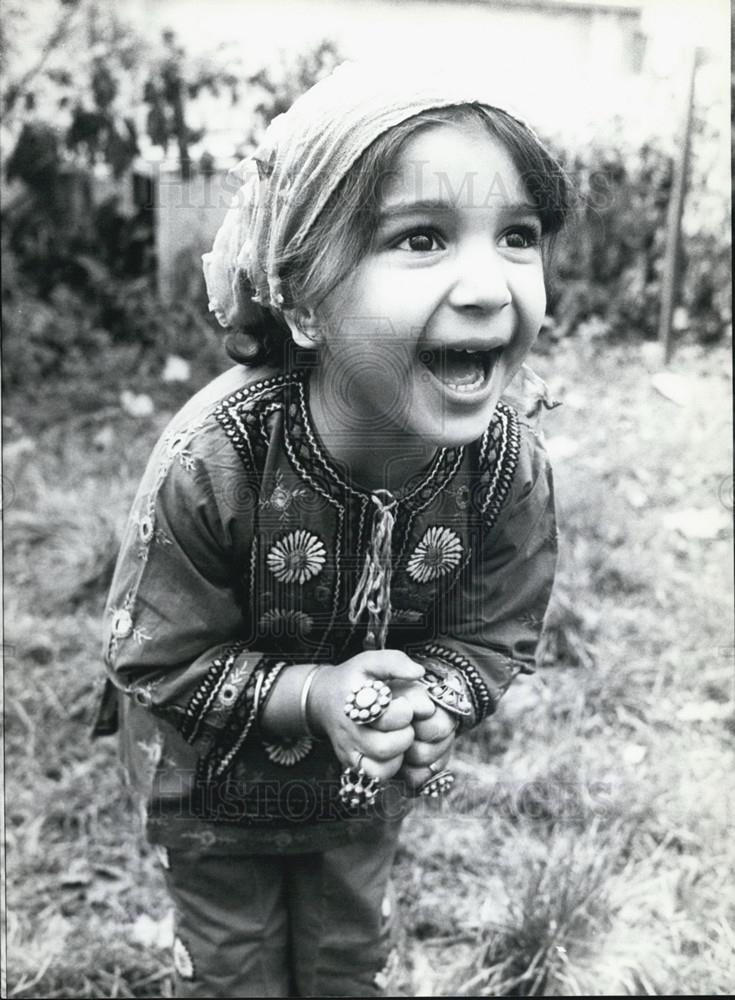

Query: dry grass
(3, 337), (733, 996)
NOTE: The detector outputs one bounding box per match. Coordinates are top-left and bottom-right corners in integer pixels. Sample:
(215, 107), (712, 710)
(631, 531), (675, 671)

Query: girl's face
(311, 121), (547, 450)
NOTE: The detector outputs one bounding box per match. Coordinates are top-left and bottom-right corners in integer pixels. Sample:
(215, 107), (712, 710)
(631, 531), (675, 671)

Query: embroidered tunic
(98, 363), (558, 854)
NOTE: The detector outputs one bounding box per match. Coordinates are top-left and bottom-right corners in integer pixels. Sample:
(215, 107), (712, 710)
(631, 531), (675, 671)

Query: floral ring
(417, 768), (455, 799)
(344, 680), (392, 725)
(339, 757), (382, 810)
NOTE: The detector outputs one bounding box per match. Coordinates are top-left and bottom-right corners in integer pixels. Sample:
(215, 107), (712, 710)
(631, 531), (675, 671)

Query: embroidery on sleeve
(260, 469), (308, 520)
(178, 642), (251, 745)
(110, 401), (223, 679)
(107, 589), (145, 661)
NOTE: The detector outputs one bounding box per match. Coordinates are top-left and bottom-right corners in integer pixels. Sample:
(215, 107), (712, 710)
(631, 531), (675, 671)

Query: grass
(3, 335), (733, 996)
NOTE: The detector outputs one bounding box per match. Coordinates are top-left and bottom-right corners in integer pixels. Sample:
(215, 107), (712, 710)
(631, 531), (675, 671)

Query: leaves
(5, 122), (59, 189)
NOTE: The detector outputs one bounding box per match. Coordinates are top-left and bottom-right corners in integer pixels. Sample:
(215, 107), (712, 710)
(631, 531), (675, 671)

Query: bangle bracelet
(300, 665), (321, 738)
(252, 668), (267, 720)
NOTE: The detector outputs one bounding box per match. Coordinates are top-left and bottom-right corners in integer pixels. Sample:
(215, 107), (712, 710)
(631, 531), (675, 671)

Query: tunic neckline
(288, 366), (465, 506)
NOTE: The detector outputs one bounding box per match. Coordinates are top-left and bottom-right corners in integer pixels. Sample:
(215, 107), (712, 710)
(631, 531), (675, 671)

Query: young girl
(97, 61), (571, 997)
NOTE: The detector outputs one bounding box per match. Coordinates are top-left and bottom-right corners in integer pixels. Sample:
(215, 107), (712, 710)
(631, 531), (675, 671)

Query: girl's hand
(309, 650), (425, 782)
(399, 706), (458, 791)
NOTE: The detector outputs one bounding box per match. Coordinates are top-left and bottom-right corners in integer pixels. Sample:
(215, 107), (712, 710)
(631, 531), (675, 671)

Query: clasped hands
(309, 649), (457, 792)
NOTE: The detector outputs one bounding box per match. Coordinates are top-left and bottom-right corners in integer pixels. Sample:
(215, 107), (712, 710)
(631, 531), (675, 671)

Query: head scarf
(202, 60), (529, 331)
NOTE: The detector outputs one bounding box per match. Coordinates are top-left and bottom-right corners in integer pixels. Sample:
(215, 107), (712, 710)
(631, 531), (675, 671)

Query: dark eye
(396, 229), (444, 252)
(502, 225), (541, 250)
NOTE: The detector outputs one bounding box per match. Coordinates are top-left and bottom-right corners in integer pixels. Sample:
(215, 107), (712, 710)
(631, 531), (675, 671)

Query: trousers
(160, 821), (402, 998)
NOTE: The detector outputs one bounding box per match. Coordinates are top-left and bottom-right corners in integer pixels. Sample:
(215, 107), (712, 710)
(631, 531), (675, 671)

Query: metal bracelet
(418, 667), (473, 719)
(299, 665), (322, 738)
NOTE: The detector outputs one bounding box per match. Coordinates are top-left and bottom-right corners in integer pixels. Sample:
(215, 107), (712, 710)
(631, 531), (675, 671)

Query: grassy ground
(3, 335), (733, 997)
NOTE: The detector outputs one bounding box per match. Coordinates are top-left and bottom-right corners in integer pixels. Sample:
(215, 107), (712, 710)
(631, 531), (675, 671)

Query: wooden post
(658, 48), (699, 365)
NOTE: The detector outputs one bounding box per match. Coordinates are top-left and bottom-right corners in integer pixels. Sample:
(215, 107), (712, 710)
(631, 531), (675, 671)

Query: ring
(428, 761), (441, 775)
(417, 768), (455, 799)
(339, 761), (383, 810)
(344, 680), (392, 725)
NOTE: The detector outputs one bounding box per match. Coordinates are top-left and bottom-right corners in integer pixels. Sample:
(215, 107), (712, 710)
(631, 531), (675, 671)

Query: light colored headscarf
(202, 60), (528, 331)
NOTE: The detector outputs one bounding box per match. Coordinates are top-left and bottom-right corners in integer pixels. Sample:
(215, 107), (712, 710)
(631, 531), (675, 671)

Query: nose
(446, 239), (512, 314)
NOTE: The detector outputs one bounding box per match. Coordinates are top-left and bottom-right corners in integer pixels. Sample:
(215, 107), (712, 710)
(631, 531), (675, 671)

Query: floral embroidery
(181, 829), (218, 849)
(173, 936), (195, 980)
(518, 610), (545, 630)
(260, 469), (308, 520)
(208, 658), (252, 721)
(406, 526), (463, 583)
(266, 530), (326, 584)
(258, 609), (314, 638)
(111, 608), (133, 639)
(140, 515), (154, 544)
(262, 736), (314, 766)
(177, 644), (250, 744)
(453, 482), (471, 510)
(389, 608), (424, 624)
(163, 421), (205, 474)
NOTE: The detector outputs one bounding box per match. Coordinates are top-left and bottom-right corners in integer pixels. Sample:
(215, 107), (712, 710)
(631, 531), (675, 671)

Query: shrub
(546, 124), (730, 345)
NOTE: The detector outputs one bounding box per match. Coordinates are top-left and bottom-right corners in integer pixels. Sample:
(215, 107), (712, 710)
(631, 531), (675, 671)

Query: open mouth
(420, 346), (502, 394)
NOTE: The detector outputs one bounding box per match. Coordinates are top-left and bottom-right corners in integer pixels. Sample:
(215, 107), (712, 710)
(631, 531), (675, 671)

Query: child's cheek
(515, 268), (547, 350)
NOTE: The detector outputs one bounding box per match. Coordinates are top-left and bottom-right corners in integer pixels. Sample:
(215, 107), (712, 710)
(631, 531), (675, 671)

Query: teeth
(445, 371), (485, 392)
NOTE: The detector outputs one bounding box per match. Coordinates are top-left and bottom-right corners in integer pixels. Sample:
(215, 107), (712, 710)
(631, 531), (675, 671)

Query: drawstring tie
(349, 490), (397, 651)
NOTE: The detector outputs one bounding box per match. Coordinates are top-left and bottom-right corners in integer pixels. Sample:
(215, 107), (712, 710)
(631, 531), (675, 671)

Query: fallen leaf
(650, 371), (692, 406)
(676, 701), (734, 722)
(622, 743), (648, 765)
(663, 507), (729, 540)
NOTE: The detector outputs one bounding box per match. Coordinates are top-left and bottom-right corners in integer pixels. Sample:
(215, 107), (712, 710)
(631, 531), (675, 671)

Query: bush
(546, 126), (730, 345)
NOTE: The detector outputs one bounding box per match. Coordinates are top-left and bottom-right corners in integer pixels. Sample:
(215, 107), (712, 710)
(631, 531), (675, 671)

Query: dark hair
(226, 103), (574, 368)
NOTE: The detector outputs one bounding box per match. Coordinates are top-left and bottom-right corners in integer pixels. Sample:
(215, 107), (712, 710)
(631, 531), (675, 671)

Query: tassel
(349, 490), (397, 651)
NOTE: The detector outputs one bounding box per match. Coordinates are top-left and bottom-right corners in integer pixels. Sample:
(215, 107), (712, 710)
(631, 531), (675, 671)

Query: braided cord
(348, 489), (397, 651)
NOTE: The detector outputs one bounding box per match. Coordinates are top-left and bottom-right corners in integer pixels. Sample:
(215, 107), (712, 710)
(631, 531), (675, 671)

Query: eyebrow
(378, 197), (539, 220)
(379, 198), (455, 219)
